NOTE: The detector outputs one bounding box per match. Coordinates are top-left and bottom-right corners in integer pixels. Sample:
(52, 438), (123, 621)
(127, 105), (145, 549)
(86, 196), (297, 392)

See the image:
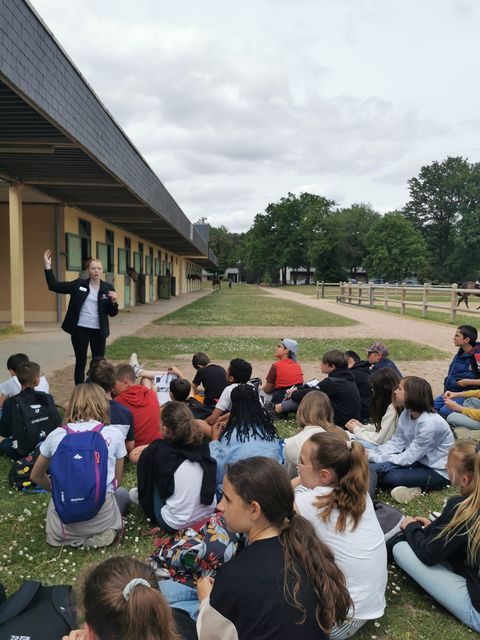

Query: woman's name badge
(79, 286), (87, 291)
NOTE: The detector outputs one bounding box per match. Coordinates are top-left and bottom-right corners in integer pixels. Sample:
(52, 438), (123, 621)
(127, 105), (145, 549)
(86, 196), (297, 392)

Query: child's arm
(115, 457), (124, 486)
(30, 454), (51, 491)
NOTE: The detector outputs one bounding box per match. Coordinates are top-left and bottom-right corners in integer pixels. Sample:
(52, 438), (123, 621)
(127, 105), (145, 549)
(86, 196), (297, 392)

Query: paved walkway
(0, 290), (210, 377)
(262, 288), (457, 353)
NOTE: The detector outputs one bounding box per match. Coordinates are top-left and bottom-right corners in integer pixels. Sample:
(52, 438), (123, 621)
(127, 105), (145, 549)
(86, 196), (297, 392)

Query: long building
(0, 0), (217, 326)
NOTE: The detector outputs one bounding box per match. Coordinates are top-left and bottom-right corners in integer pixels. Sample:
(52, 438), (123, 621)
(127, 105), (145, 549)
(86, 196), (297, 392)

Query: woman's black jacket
(44, 269), (118, 339)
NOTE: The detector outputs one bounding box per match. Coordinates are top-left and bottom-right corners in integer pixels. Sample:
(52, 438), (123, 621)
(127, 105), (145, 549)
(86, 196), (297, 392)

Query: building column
(9, 183), (24, 328)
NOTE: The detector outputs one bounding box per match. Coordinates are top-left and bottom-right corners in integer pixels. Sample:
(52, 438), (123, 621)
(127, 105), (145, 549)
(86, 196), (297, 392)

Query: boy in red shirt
(262, 338), (304, 403)
(114, 364), (161, 463)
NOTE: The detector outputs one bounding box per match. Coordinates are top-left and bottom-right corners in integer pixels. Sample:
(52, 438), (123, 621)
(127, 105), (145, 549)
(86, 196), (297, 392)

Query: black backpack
(11, 391), (56, 457)
(8, 450), (47, 493)
(0, 580), (76, 640)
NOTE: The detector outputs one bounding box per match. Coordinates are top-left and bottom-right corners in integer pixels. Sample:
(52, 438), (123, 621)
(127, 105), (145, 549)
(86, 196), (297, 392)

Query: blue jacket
(444, 344), (480, 392)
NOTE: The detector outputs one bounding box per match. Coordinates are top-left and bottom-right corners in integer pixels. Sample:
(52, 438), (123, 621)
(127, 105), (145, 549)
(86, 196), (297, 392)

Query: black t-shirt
(209, 537), (328, 640)
(192, 365), (227, 407)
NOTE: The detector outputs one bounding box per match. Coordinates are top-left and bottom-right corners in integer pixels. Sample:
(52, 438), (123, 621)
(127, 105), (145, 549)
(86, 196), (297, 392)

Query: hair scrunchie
(123, 578), (151, 601)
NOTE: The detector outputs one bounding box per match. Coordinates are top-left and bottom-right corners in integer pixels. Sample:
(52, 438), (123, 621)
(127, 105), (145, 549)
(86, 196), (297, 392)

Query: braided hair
(222, 383), (279, 444)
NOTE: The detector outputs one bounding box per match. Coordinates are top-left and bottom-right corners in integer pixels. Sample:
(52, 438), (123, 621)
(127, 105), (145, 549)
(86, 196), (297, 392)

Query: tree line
(205, 156), (480, 285)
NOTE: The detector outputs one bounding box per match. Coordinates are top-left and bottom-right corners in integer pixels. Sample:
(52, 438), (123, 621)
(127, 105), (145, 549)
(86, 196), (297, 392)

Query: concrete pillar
(9, 183), (24, 328)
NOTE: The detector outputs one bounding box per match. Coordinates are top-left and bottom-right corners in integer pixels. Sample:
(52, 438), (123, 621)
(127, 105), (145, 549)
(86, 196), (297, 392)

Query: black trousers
(71, 326), (106, 384)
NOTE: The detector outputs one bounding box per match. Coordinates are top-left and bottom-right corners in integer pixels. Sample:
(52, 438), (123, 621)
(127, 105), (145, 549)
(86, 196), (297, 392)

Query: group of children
(1, 327), (480, 639)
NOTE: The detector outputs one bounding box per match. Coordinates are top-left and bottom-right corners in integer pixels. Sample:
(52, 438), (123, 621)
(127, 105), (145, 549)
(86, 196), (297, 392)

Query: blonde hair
(296, 391), (349, 441)
(437, 442), (480, 563)
(65, 383), (110, 424)
(309, 431), (368, 532)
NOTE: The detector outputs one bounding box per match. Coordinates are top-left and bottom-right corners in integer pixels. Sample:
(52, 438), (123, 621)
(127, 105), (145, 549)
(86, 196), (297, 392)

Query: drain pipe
(54, 205), (62, 322)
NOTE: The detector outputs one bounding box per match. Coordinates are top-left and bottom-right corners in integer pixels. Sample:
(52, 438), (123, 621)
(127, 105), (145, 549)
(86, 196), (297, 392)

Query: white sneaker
(84, 528), (116, 548)
(390, 486), (422, 504)
(129, 353), (142, 378)
(129, 487), (140, 505)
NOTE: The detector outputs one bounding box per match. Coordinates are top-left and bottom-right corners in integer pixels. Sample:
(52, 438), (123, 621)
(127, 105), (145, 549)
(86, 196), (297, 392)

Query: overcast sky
(30, 0), (480, 232)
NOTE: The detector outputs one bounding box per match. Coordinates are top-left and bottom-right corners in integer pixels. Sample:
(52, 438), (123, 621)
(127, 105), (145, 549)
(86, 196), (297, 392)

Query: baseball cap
(365, 342), (389, 356)
(281, 338), (298, 361)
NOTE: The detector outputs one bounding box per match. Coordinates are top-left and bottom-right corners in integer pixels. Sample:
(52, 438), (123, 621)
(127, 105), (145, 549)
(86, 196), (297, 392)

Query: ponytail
(225, 457), (352, 633)
(309, 432), (368, 532)
(82, 556), (180, 640)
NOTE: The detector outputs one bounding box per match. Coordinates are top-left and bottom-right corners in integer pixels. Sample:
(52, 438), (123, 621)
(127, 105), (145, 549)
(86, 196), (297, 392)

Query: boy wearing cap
(366, 342), (402, 377)
(262, 339), (304, 404)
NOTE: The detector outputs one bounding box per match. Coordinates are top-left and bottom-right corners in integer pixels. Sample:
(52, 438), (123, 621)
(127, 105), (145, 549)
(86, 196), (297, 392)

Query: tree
(363, 212), (429, 281)
(208, 225), (245, 274)
(404, 157), (480, 279)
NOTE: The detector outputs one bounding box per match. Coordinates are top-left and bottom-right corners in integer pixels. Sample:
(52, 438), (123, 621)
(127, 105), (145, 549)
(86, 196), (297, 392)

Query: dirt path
(48, 286), (458, 404)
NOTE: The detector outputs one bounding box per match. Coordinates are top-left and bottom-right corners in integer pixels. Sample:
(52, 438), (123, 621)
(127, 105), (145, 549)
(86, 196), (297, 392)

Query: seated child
(0, 353), (49, 411)
(191, 352), (228, 408)
(205, 358), (252, 426)
(89, 359), (135, 452)
(0, 361), (60, 458)
(61, 555), (194, 640)
(345, 349), (372, 422)
(393, 441), (480, 632)
(275, 349), (361, 427)
(135, 402), (217, 533)
(169, 378), (213, 420)
(261, 338), (304, 404)
(114, 364), (162, 463)
(294, 431), (387, 638)
(368, 376), (453, 504)
(31, 383), (130, 547)
(128, 353), (178, 404)
(346, 367), (402, 448)
(283, 390), (348, 478)
(209, 383), (281, 489)
(444, 388), (480, 431)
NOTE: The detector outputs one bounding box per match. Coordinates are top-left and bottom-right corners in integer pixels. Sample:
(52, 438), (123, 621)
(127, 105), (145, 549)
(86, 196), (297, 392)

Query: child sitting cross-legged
(31, 383), (130, 548)
(294, 431), (387, 639)
(392, 441), (480, 632)
(134, 401), (217, 533)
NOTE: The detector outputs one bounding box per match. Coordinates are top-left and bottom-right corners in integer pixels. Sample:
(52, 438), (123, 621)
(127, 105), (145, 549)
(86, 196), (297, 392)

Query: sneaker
(129, 487), (139, 506)
(129, 353), (143, 378)
(390, 486), (422, 504)
(83, 528), (116, 548)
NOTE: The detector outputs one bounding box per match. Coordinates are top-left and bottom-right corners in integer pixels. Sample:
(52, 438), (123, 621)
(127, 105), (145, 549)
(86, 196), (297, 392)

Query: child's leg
(379, 463), (449, 491)
(393, 541), (480, 632)
(114, 487), (130, 514)
(447, 411), (480, 430)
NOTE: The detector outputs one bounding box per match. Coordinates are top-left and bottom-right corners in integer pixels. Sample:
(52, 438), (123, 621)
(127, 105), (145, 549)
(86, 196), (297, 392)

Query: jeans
(158, 579), (199, 620)
(71, 326), (106, 384)
(393, 541), (480, 632)
(369, 461), (449, 492)
(434, 394), (465, 418)
(447, 398), (480, 430)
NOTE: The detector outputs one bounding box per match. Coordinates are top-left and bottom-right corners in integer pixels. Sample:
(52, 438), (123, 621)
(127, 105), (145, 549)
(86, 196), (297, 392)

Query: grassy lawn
(154, 286), (356, 326)
(0, 426), (468, 640)
(107, 336), (447, 363)
(373, 304), (480, 326)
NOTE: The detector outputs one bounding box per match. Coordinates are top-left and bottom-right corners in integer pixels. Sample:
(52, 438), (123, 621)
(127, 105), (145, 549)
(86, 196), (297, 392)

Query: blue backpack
(49, 423), (108, 524)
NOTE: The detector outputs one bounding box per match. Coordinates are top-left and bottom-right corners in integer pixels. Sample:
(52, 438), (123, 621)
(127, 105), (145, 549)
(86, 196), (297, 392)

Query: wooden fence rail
(315, 281), (480, 323)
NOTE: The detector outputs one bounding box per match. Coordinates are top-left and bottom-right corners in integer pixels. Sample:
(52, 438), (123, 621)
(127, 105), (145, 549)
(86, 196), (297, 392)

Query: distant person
(345, 350), (372, 422)
(262, 338), (304, 404)
(433, 325), (480, 418)
(43, 249), (118, 384)
(365, 343), (402, 377)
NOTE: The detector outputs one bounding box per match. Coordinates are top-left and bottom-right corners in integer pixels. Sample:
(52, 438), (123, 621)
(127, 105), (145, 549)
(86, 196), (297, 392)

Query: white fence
(315, 281), (480, 323)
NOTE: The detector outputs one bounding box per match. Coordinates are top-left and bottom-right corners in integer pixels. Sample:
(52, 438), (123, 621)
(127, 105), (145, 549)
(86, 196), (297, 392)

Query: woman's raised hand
(43, 249), (52, 269)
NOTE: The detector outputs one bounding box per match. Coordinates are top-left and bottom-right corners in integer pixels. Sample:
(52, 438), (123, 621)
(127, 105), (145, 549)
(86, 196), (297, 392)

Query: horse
(212, 276), (221, 291)
(457, 281), (480, 309)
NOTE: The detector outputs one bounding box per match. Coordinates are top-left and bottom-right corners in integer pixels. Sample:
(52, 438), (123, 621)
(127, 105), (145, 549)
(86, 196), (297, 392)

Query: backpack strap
(64, 423), (103, 435)
(0, 581), (41, 624)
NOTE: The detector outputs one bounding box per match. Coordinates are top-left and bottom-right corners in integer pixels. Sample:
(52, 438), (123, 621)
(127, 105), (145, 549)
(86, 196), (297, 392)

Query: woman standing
(43, 249), (118, 384)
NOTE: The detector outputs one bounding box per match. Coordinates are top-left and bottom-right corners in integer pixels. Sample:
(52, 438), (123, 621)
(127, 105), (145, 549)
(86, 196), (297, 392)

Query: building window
(79, 219), (91, 266)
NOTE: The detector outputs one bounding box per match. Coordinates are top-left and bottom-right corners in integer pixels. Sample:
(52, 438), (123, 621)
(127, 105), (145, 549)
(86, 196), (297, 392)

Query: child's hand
(197, 576), (214, 601)
(345, 419), (360, 433)
(457, 379), (471, 388)
(400, 516), (416, 530)
(414, 516), (431, 528)
(443, 391), (454, 399)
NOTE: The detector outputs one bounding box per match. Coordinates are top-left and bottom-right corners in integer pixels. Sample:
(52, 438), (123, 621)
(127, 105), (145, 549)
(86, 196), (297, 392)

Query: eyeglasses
(296, 460), (314, 469)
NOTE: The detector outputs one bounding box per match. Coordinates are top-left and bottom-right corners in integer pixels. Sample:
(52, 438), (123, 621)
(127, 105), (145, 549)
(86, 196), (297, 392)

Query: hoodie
(115, 384), (161, 446)
(349, 360), (373, 422)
